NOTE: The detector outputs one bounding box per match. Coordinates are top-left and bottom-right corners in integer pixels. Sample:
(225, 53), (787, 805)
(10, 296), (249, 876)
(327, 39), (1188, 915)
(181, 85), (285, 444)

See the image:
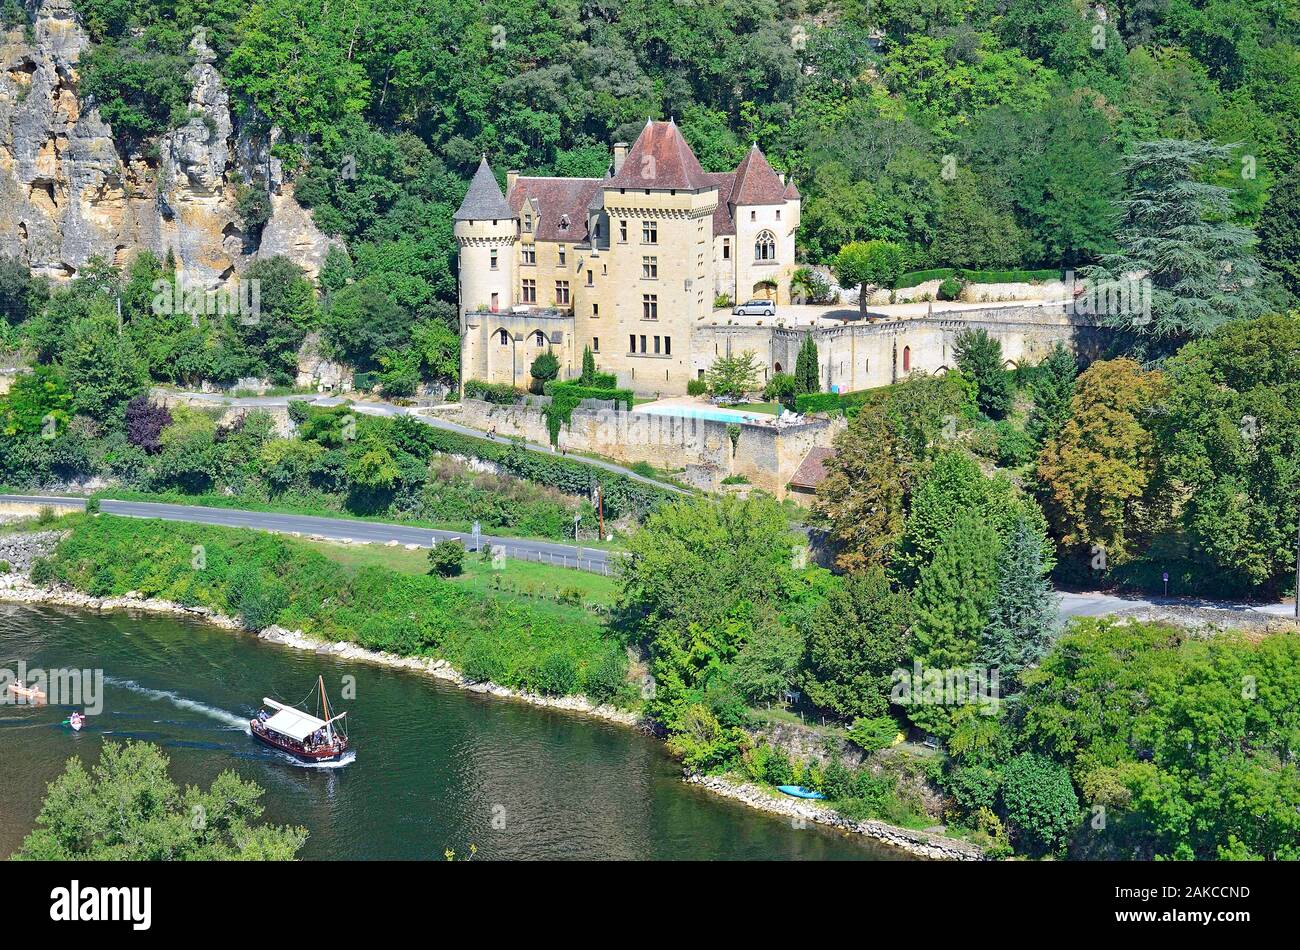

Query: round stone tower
(454, 156), (517, 318)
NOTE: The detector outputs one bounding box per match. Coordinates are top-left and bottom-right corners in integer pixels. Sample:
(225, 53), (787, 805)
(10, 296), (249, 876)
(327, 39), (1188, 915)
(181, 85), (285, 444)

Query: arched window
(531, 330), (547, 347)
(902, 345), (911, 373)
(773, 362), (782, 373)
(754, 230), (776, 261)
(497, 329), (510, 346)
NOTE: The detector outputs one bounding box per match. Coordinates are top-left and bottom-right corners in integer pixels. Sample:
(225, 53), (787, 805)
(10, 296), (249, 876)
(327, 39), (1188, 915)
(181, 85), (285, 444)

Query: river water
(0, 604), (901, 860)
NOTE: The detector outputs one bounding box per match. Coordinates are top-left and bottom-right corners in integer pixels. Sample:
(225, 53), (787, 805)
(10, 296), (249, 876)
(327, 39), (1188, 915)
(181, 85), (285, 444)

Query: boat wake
(105, 678), (250, 732)
(276, 748), (357, 770)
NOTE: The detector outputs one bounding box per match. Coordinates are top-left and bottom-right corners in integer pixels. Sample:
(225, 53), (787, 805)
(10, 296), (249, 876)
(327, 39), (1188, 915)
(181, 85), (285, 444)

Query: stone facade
(457, 120), (801, 395)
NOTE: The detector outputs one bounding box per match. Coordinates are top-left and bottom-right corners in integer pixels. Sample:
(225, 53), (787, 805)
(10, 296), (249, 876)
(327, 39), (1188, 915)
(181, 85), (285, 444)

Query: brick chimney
(506, 170), (519, 195)
(612, 142), (629, 175)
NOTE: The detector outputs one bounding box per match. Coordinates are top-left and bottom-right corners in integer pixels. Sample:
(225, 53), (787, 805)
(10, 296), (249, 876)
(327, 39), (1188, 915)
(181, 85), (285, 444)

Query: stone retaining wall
(0, 530), (64, 570)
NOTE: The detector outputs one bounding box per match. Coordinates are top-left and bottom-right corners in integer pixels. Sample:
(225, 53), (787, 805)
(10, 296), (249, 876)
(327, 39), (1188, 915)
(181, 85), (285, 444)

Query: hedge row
(464, 379), (524, 405)
(893, 267), (1061, 290)
(399, 416), (679, 518)
(794, 389), (879, 415)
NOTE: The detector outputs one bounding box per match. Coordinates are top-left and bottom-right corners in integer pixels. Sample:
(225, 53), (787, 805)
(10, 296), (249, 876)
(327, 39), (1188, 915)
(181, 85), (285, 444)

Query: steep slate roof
(784, 179), (801, 200)
(454, 157), (515, 221)
(607, 119), (712, 191)
(509, 177), (604, 243)
(788, 447), (836, 491)
(731, 144), (789, 206)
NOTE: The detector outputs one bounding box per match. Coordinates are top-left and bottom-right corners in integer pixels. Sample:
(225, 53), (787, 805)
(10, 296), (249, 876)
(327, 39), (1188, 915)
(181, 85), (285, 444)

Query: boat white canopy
(262, 697), (343, 742)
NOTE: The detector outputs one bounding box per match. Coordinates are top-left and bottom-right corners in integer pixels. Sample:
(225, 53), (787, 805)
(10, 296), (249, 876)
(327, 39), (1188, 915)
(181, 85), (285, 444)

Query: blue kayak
(776, 785), (826, 800)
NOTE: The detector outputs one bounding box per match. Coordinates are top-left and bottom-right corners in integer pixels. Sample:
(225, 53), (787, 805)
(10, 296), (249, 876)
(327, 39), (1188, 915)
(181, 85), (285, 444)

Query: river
(0, 604), (902, 860)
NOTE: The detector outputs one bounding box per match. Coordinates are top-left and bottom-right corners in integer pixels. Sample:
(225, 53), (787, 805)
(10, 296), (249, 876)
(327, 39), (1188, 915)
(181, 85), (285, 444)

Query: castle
(455, 120), (801, 395)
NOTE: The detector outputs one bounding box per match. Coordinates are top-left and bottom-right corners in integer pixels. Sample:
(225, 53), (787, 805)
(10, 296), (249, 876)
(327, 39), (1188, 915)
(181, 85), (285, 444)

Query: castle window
(532, 330), (546, 347)
(903, 346), (911, 373)
(755, 230), (776, 261)
(524, 212), (533, 232)
(498, 329), (509, 346)
(629, 334), (636, 353)
(521, 279), (536, 303)
(642, 294), (658, 321)
(558, 245), (566, 266)
(642, 256), (657, 279)
(491, 292), (499, 311)
(641, 220), (657, 244)
(555, 280), (570, 305)
(776, 209), (781, 220)
(490, 249), (498, 270)
(593, 337), (600, 352)
(586, 270), (593, 286)
(640, 334), (647, 353)
(664, 336), (671, 356)
(619, 220), (627, 242)
(521, 245), (535, 265)
(750, 210), (756, 222)
(592, 303), (599, 317)
(723, 239), (730, 260)
(654, 335), (661, 354)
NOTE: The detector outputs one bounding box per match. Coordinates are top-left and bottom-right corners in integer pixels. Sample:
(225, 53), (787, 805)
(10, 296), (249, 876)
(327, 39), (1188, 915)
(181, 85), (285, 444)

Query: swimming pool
(633, 403), (772, 424)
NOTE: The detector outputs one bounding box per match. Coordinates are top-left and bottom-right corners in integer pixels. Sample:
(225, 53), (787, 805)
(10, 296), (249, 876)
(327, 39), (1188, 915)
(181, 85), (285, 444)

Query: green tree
(832, 240), (906, 319)
(1257, 162), (1300, 298)
(1036, 358), (1167, 565)
(530, 350), (560, 386)
(794, 333), (820, 394)
(762, 372), (798, 411)
(62, 315), (148, 418)
(580, 345), (597, 385)
(14, 741), (306, 860)
(1025, 342), (1078, 445)
(814, 401), (913, 572)
(1000, 752), (1079, 856)
(1156, 313), (1300, 593)
(705, 350), (761, 399)
(1085, 139), (1268, 339)
(978, 514), (1059, 691)
(231, 257), (317, 382)
(803, 566), (911, 722)
(953, 328), (1013, 419)
(0, 365), (71, 437)
(320, 277), (409, 371)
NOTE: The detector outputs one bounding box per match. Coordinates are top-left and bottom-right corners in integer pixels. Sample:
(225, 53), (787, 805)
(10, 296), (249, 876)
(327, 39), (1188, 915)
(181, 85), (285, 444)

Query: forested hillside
(3, 0), (1290, 383)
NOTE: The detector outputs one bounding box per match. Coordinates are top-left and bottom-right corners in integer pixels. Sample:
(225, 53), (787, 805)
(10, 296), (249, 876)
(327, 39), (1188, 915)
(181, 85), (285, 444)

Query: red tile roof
(608, 119), (712, 191)
(508, 177), (605, 243)
(732, 144), (789, 206)
(704, 171), (737, 235)
(788, 447), (836, 490)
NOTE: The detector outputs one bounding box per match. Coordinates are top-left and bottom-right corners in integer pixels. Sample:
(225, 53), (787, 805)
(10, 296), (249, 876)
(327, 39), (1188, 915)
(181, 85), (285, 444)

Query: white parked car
(733, 299), (776, 317)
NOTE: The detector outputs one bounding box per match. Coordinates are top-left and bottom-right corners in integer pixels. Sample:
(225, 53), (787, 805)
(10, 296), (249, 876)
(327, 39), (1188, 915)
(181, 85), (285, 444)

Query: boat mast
(319, 675), (334, 744)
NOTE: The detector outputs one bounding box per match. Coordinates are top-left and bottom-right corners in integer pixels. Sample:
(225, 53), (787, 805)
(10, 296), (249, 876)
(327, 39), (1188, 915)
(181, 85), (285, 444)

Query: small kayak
(776, 785), (826, 800)
(64, 714), (86, 732)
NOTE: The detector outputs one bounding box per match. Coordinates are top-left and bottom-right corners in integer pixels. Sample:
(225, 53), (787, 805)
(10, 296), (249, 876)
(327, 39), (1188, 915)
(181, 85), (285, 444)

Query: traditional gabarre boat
(250, 676), (350, 762)
(6, 682), (47, 705)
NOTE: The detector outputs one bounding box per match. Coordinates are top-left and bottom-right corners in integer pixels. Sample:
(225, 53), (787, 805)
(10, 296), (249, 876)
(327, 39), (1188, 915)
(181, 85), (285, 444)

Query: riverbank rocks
(684, 774), (986, 861)
(0, 529), (65, 570)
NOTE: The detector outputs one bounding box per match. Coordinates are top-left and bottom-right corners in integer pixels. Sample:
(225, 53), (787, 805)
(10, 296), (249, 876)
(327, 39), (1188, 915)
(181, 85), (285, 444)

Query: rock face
(0, 1), (341, 287)
(0, 529), (63, 569)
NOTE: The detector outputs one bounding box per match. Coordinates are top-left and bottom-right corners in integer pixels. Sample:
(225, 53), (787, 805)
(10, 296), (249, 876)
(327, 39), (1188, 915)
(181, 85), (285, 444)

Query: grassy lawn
(298, 538), (620, 608)
(734, 401), (781, 415)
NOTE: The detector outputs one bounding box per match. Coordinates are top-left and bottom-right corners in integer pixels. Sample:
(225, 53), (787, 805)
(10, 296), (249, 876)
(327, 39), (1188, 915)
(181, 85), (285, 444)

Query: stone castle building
(456, 119), (801, 394)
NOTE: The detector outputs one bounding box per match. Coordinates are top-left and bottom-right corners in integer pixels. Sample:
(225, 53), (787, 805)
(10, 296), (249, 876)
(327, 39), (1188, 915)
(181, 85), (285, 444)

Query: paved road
(165, 389), (690, 495)
(7, 493), (1293, 615)
(0, 495), (620, 575)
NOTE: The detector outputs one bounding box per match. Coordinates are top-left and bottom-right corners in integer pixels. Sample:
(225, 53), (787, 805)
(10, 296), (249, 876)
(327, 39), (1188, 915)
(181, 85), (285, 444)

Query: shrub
(29, 557), (53, 586)
(0, 560), (9, 574)
(535, 651), (579, 695)
(582, 649), (627, 704)
(1000, 753), (1080, 855)
(686, 378), (708, 396)
(35, 505), (56, 525)
(937, 276), (963, 301)
(529, 351), (560, 389)
(427, 539), (465, 577)
(762, 372), (798, 411)
(994, 421), (1034, 467)
(463, 379), (522, 405)
(847, 715), (900, 753)
(761, 748), (794, 786)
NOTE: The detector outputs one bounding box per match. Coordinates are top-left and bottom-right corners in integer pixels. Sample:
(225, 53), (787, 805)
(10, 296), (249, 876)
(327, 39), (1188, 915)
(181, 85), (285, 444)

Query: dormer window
(524, 212), (533, 232)
(559, 214), (571, 231)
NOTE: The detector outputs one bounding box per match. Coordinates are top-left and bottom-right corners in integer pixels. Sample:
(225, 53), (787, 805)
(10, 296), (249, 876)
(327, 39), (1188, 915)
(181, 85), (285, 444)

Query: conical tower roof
(454, 157), (515, 220)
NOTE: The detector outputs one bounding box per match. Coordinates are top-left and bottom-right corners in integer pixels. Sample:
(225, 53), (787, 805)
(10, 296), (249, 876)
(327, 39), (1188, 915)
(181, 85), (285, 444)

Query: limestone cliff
(0, 0), (340, 286)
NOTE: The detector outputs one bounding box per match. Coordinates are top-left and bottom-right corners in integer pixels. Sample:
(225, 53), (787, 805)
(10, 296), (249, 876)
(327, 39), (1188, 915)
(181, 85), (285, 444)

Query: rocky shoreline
(0, 570), (980, 860)
(684, 774), (986, 861)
